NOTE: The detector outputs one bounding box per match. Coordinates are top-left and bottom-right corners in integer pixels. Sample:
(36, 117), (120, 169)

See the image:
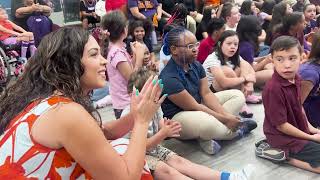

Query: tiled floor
(98, 103), (319, 180)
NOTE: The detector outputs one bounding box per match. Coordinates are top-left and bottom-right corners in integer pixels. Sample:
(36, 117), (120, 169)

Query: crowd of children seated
(0, 0), (320, 179)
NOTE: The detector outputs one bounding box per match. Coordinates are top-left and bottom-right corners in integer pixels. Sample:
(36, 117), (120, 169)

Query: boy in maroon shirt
(263, 36), (320, 173)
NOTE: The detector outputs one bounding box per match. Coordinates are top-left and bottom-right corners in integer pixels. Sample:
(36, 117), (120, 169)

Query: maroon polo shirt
(262, 71), (310, 156)
(197, 36), (216, 64)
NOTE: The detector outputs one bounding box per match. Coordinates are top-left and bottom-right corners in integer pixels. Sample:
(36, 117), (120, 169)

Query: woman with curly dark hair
(0, 27), (165, 179)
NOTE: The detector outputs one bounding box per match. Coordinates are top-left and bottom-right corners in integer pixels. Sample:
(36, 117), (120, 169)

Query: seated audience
(0, 8), (36, 62)
(0, 26), (161, 179)
(263, 36), (320, 174)
(197, 18), (225, 64)
(122, 68), (255, 180)
(271, 12), (310, 52)
(160, 27), (257, 155)
(80, 0), (100, 29)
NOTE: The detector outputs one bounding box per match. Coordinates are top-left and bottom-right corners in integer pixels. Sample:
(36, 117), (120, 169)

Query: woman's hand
(223, 114), (241, 131)
(130, 76), (167, 124)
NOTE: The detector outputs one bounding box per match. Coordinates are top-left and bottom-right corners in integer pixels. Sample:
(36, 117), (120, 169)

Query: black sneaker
(255, 139), (286, 163)
(237, 119), (257, 137)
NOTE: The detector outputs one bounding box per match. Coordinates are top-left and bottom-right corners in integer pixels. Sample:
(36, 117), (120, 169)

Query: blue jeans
(91, 83), (109, 102)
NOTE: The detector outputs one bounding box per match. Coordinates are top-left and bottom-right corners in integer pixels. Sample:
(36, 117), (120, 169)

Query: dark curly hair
(0, 27), (101, 135)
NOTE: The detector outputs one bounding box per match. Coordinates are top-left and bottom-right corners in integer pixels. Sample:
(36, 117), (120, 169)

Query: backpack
(27, 15), (53, 46)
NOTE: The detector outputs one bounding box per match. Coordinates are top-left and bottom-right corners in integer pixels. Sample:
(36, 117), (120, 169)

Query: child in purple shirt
(299, 31), (320, 128)
(263, 36), (320, 173)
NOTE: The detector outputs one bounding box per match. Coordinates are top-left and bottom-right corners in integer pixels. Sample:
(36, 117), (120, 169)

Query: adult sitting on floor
(159, 27), (257, 155)
(13, 0), (51, 31)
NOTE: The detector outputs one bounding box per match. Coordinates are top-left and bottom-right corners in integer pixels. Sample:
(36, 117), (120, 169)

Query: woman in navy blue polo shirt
(159, 27), (257, 155)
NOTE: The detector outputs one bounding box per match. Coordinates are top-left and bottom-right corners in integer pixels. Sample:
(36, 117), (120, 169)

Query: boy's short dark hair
(207, 18), (225, 35)
(127, 68), (156, 94)
(270, 36), (303, 56)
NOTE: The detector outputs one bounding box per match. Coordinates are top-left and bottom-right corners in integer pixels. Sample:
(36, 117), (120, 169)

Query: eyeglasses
(175, 42), (200, 50)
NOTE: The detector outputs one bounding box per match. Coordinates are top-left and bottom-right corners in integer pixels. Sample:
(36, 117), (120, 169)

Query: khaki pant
(172, 89), (245, 141)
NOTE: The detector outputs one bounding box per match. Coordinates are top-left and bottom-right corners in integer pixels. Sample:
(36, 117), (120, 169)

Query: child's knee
(154, 161), (181, 177)
(167, 155), (188, 166)
(222, 66), (237, 77)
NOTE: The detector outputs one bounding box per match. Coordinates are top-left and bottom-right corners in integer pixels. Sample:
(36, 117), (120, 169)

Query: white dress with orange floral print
(0, 96), (153, 180)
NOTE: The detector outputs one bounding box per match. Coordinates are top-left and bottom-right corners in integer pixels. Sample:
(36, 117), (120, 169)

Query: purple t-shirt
(299, 62), (320, 127)
(239, 41), (255, 64)
(128, 0), (159, 19)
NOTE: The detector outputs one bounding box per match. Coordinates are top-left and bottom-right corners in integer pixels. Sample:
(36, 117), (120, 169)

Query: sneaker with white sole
(198, 139), (221, 155)
(229, 164), (255, 180)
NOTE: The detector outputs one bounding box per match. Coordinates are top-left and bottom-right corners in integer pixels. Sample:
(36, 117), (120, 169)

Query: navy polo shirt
(159, 58), (206, 119)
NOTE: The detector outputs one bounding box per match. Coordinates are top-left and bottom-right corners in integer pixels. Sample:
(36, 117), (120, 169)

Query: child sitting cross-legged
(262, 36), (320, 173)
(121, 68), (255, 180)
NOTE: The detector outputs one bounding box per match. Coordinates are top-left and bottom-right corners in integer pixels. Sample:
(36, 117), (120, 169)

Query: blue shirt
(160, 58), (206, 119)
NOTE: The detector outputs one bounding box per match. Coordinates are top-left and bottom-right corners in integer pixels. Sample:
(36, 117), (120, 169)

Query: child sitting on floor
(262, 36), (320, 173)
(121, 68), (254, 180)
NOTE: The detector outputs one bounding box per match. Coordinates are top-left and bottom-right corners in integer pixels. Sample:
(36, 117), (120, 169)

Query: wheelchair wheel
(0, 47), (12, 88)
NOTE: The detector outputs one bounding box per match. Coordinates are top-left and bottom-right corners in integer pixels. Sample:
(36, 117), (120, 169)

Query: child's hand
(159, 118), (181, 138)
(243, 73), (256, 83)
(243, 83), (254, 97)
(130, 41), (145, 63)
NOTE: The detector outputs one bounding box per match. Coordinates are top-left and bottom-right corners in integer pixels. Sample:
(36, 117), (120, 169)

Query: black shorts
(289, 141), (320, 168)
(81, 16), (100, 24)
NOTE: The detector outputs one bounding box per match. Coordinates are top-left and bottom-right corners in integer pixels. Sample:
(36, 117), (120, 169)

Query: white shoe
(229, 164), (255, 180)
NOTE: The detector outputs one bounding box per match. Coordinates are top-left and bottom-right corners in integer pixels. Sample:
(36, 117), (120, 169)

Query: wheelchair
(0, 41), (25, 92)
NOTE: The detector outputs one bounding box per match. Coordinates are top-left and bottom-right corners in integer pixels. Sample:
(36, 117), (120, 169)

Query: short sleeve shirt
(197, 37), (216, 64)
(202, 52), (236, 86)
(128, 0), (159, 19)
(299, 62), (320, 127)
(80, 0), (96, 13)
(263, 71), (310, 156)
(239, 41), (255, 64)
(107, 43), (133, 109)
(160, 59), (206, 119)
